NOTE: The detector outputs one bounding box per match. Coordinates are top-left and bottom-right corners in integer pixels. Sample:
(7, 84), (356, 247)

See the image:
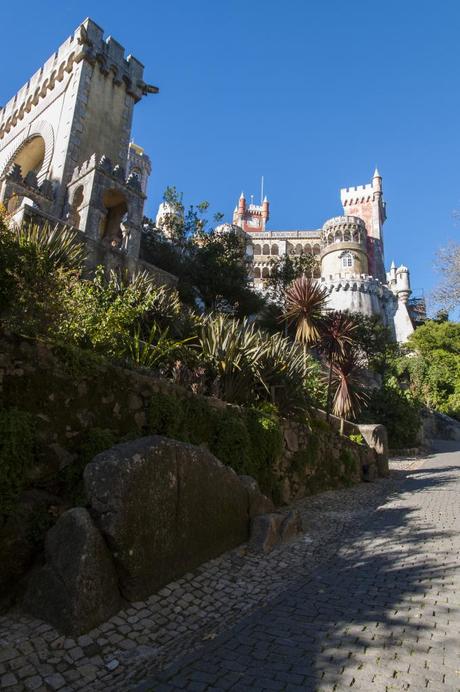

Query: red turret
(262, 195), (269, 223)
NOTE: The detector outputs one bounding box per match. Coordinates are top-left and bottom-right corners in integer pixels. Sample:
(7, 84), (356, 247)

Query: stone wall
(0, 331), (385, 604)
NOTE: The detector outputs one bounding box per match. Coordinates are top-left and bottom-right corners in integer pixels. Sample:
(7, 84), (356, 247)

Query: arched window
(253, 267), (261, 278)
(313, 244), (321, 255)
(262, 244), (270, 255)
(341, 252), (354, 269)
(271, 244), (279, 255)
(304, 244), (312, 254)
(69, 185), (84, 228)
(262, 266), (269, 278)
(295, 243), (303, 255)
(12, 135), (46, 178)
(253, 244), (261, 255)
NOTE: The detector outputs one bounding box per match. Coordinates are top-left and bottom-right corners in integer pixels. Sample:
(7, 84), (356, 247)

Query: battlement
(319, 274), (395, 298)
(0, 17), (158, 139)
(69, 154), (144, 194)
(322, 215), (366, 233)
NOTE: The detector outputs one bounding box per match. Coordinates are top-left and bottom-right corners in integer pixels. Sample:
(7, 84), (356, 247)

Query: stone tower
(340, 169), (386, 282)
(0, 18), (160, 263)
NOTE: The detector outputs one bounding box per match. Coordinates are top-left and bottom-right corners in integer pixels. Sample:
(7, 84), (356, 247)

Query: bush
(361, 381), (421, 448)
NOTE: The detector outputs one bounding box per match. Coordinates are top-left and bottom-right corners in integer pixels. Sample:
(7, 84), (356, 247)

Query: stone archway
(100, 189), (128, 248)
(0, 120), (54, 183)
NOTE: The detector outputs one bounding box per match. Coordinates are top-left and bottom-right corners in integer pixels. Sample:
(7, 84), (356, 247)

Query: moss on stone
(0, 408), (36, 514)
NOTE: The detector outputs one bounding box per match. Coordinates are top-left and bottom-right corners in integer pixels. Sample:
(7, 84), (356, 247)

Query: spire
(239, 191), (245, 200)
(390, 260), (396, 269)
(373, 167), (381, 178)
(263, 195), (268, 202)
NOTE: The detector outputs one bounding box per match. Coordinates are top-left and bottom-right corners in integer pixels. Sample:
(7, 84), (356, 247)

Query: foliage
(58, 267), (181, 359)
(195, 314), (321, 413)
(266, 253), (319, 303)
(330, 347), (368, 422)
(432, 241), (460, 311)
(407, 319), (460, 356)
(360, 378), (421, 448)
(348, 433), (364, 446)
(0, 409), (36, 514)
(0, 220), (84, 336)
(282, 276), (329, 345)
(392, 320), (460, 420)
(126, 323), (192, 372)
(350, 313), (397, 375)
(141, 187), (261, 316)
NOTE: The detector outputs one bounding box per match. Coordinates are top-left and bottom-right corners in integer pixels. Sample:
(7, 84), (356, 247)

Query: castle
(224, 170), (415, 342)
(0, 18), (173, 284)
(0, 17), (415, 341)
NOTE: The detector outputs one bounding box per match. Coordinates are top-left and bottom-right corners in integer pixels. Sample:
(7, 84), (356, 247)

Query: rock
(239, 475), (274, 517)
(84, 436), (250, 601)
(283, 426), (299, 452)
(24, 508), (120, 635)
(248, 513), (285, 553)
(279, 510), (303, 542)
(249, 510), (303, 553)
(358, 424), (389, 477)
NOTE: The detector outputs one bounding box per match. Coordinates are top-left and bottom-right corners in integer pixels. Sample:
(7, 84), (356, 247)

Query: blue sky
(2, 0), (459, 313)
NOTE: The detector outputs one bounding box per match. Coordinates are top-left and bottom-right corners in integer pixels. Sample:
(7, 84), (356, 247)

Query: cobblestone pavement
(0, 444), (458, 691)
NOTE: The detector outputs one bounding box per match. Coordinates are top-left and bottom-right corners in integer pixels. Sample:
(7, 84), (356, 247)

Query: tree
(266, 253), (319, 303)
(141, 187), (262, 316)
(433, 241), (460, 311)
(282, 276), (329, 345)
(330, 346), (368, 428)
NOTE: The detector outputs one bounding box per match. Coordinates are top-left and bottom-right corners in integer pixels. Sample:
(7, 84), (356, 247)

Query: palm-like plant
(330, 346), (368, 427)
(282, 276), (329, 345)
(320, 311), (360, 420)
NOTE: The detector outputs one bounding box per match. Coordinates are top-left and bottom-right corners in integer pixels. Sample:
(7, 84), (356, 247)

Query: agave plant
(126, 322), (192, 372)
(257, 331), (318, 414)
(14, 222), (86, 271)
(282, 276), (329, 346)
(197, 314), (267, 404)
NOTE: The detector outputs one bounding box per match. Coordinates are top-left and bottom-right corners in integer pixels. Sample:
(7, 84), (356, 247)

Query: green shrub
(147, 391), (187, 440)
(361, 382), (421, 448)
(348, 433), (364, 446)
(0, 408), (36, 513)
(211, 409), (252, 475)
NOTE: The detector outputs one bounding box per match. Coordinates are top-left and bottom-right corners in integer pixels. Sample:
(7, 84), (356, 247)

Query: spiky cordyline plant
(330, 346), (369, 430)
(320, 311), (360, 420)
(282, 276), (329, 345)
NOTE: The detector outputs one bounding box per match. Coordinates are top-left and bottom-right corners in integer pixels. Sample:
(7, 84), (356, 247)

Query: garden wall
(0, 331), (383, 602)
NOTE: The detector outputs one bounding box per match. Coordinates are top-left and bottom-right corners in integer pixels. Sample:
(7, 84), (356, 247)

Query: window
(271, 244), (279, 255)
(253, 244), (261, 255)
(253, 267), (261, 278)
(342, 252), (353, 269)
(262, 244), (270, 255)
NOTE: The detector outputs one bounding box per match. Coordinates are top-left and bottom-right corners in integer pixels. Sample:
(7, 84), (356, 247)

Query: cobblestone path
(135, 441), (460, 692)
(0, 443), (458, 691)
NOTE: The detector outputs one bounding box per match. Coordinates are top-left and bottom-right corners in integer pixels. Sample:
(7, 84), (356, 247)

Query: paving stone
(1, 672), (18, 688)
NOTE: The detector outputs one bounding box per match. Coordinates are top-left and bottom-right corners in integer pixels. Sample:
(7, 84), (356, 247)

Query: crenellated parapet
(69, 154), (144, 195)
(321, 215), (367, 246)
(0, 18), (158, 141)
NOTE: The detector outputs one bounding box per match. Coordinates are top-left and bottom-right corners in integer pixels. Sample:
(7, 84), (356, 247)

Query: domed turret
(395, 265), (411, 303)
(320, 216), (368, 278)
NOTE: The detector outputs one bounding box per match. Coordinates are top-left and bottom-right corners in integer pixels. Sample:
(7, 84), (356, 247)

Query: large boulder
(84, 436), (250, 601)
(24, 508), (120, 635)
